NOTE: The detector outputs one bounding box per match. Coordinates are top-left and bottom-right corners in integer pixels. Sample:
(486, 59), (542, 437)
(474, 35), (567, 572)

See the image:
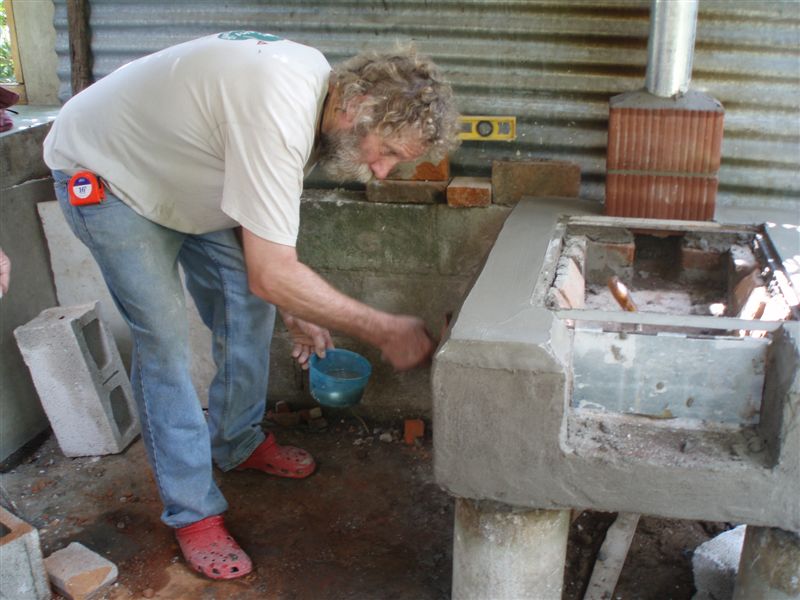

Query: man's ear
(341, 94), (368, 129)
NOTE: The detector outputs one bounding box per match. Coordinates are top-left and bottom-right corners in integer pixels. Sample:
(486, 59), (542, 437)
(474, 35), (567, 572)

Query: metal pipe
(645, 0), (699, 97)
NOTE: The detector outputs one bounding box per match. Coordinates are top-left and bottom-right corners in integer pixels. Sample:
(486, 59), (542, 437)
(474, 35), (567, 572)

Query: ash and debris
(566, 409), (773, 470)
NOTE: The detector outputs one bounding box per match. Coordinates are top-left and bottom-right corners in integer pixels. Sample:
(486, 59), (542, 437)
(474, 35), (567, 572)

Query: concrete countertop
(0, 105), (59, 138)
(450, 196), (799, 348)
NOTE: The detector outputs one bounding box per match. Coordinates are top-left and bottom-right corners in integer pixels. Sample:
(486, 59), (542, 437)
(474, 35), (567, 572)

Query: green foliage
(1, 3), (16, 83)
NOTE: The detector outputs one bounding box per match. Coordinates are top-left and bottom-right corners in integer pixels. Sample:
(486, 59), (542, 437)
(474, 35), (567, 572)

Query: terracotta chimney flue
(605, 0), (724, 221)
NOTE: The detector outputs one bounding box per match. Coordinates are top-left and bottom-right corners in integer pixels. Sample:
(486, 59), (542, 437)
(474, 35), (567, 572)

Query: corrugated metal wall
(52, 0), (800, 205)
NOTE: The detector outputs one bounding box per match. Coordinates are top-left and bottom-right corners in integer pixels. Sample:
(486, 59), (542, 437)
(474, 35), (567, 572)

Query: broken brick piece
(403, 419), (425, 446)
(389, 157), (450, 181)
(44, 542), (118, 600)
(411, 158), (450, 181)
(275, 400), (291, 413)
(268, 410), (301, 428)
(366, 180), (448, 204)
(447, 177), (492, 207)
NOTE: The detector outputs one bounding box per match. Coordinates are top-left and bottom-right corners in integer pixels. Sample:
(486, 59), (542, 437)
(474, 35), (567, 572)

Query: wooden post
(66, 0), (93, 95)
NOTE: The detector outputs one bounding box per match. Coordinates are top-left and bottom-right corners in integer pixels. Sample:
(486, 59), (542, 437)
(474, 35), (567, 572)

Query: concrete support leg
(733, 525), (800, 600)
(452, 498), (570, 600)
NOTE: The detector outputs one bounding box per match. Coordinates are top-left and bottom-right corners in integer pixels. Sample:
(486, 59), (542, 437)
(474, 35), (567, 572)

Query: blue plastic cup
(309, 349), (372, 407)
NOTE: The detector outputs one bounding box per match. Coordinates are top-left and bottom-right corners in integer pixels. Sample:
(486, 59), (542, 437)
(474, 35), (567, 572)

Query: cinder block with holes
(0, 507), (50, 600)
(14, 302), (139, 457)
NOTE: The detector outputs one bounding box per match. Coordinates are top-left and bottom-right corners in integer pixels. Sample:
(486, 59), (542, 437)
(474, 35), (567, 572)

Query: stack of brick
(365, 156), (581, 208)
(367, 157), (450, 204)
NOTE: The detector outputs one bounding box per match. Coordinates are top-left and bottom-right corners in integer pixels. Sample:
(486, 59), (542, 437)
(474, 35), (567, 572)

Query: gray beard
(316, 130), (374, 184)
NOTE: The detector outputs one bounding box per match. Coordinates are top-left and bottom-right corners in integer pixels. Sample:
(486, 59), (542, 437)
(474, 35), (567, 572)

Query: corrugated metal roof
(52, 0), (800, 206)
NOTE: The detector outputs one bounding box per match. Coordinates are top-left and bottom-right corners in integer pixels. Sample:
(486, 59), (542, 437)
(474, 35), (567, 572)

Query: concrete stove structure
(432, 197), (800, 598)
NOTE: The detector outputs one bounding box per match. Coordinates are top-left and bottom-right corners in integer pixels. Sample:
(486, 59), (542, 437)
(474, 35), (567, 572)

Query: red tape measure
(68, 171), (105, 206)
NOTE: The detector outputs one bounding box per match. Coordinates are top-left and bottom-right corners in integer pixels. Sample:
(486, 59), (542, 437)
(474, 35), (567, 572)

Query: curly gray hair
(332, 46), (461, 158)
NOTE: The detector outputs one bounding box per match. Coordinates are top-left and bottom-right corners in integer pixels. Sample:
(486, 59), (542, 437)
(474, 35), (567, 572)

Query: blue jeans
(53, 171), (275, 528)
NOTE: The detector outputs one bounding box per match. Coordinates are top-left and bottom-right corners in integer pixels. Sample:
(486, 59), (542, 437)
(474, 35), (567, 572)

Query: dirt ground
(2, 416), (730, 599)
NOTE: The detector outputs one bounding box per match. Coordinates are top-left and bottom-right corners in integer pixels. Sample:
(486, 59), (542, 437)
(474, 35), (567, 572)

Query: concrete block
(0, 119), (53, 189)
(0, 507), (50, 600)
(692, 525), (745, 600)
(436, 205), (511, 276)
(298, 191), (437, 274)
(0, 179), (56, 463)
(44, 542), (117, 600)
(14, 302), (140, 457)
(447, 177), (492, 208)
(365, 180), (448, 204)
(491, 160), (580, 206)
(360, 274), (471, 329)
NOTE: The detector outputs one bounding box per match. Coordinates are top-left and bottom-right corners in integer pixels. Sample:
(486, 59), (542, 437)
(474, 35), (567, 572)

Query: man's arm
(242, 228), (434, 371)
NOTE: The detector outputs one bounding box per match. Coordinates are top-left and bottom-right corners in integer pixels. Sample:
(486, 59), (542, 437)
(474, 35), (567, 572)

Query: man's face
(318, 128), (427, 184)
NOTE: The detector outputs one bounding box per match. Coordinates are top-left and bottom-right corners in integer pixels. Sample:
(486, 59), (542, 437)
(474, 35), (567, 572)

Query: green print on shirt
(218, 31), (283, 42)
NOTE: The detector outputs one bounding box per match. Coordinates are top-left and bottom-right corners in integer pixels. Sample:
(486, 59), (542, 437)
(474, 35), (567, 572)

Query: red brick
(599, 242), (635, 265)
(731, 270), (766, 315)
(551, 258), (585, 309)
(389, 157), (450, 181)
(403, 419), (425, 445)
(491, 160), (581, 206)
(447, 177), (492, 207)
(738, 286), (768, 320)
(366, 180), (448, 204)
(681, 247), (723, 271)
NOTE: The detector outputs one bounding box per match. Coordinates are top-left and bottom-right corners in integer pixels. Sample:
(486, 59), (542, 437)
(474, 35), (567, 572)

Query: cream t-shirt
(44, 32), (330, 246)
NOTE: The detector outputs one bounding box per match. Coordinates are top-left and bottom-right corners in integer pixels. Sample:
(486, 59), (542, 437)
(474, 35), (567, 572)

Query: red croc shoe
(176, 515), (252, 580)
(234, 432), (316, 478)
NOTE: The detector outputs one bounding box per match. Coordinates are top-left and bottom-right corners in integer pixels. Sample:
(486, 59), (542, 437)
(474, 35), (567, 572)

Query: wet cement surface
(2, 417), (725, 599)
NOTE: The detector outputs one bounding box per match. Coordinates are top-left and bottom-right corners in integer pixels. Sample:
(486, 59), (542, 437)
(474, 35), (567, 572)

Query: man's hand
(0, 248), (10, 298)
(282, 311), (334, 370)
(379, 316), (435, 371)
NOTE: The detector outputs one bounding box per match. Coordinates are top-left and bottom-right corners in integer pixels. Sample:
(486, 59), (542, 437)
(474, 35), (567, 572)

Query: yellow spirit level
(458, 116), (516, 141)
